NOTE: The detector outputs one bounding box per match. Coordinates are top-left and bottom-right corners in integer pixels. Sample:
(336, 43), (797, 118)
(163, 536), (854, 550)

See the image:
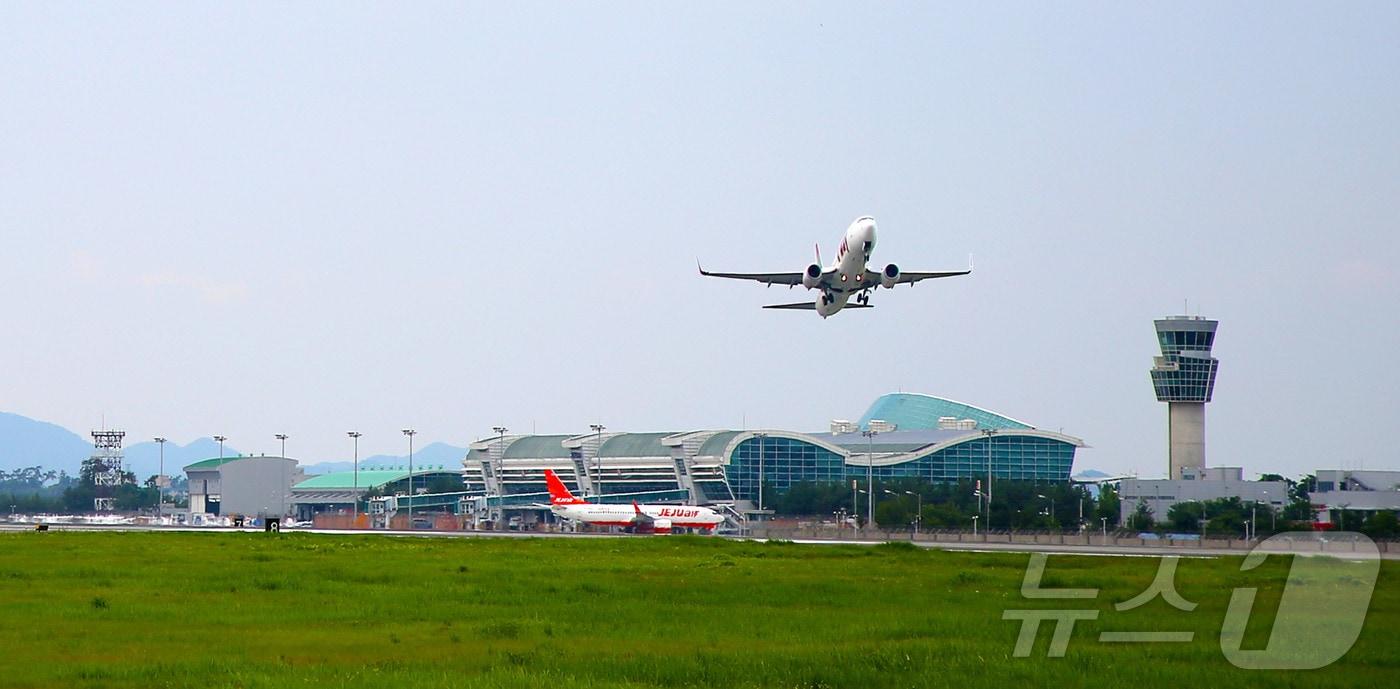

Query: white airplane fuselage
(817, 216), (878, 317)
(550, 502), (724, 533)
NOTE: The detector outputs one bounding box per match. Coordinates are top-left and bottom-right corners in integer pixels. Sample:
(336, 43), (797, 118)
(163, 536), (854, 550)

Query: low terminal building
(1118, 467), (1286, 524)
(462, 393), (1086, 521)
(289, 467), (464, 522)
(1311, 470), (1400, 526)
(185, 455), (305, 520)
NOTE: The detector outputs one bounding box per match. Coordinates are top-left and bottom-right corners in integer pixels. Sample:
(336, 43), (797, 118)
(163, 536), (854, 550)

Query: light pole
(153, 437), (166, 514)
(904, 490), (922, 535)
(214, 435), (227, 459)
(981, 429), (997, 527)
(754, 432), (768, 515)
(971, 515), (978, 537)
(492, 427), (508, 526)
(1262, 490), (1276, 532)
(1037, 493), (1055, 530)
(861, 429), (879, 529)
(589, 424), (605, 500)
(348, 432), (361, 525)
(401, 429), (416, 526)
(851, 479), (859, 534)
(275, 434), (289, 519)
(1078, 488), (1085, 533)
(1100, 516), (1108, 544)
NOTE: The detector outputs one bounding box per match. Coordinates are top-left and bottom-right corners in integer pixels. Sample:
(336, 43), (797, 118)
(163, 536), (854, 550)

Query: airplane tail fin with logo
(544, 469), (587, 505)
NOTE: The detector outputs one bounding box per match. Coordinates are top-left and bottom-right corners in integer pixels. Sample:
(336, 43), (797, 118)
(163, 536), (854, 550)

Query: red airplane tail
(544, 469), (587, 505)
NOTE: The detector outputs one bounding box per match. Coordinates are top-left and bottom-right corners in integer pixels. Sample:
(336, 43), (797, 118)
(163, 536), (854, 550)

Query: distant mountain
(0, 415), (244, 478)
(1073, 469), (1112, 479)
(302, 443), (467, 474)
(1, 412), (467, 478)
(124, 438), (243, 479)
(0, 413), (93, 474)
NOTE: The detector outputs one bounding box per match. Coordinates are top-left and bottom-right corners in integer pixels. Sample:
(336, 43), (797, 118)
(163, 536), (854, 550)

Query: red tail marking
(544, 469), (586, 505)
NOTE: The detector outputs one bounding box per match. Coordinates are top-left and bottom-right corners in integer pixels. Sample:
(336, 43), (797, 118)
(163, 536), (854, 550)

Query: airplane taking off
(699, 216), (971, 318)
(544, 469), (724, 534)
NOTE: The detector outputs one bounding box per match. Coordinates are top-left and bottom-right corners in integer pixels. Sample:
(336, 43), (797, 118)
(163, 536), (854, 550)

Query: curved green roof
(857, 393), (1032, 431)
(183, 455), (285, 471)
(293, 469), (459, 491)
(599, 432), (673, 458)
(697, 431), (742, 457)
(503, 435), (572, 459)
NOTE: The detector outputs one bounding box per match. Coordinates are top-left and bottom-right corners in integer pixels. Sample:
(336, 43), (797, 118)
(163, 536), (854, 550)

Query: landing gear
(857, 290), (871, 306)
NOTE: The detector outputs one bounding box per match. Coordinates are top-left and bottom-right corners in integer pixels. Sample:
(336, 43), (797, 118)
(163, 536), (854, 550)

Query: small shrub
(877, 541), (918, 553)
(90, 597), (109, 610)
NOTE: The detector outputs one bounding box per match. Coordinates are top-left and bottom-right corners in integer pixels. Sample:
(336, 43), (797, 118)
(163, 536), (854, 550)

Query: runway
(4, 521), (1392, 559)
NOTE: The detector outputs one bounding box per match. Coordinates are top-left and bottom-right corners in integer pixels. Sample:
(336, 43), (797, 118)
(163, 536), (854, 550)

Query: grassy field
(0, 531), (1394, 688)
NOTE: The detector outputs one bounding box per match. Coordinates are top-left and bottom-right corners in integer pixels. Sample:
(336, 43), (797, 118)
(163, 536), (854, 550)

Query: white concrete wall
(1168, 402), (1206, 479)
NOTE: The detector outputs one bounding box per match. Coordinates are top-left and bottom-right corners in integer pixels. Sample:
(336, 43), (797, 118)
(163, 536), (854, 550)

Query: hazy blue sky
(2, 3), (1396, 478)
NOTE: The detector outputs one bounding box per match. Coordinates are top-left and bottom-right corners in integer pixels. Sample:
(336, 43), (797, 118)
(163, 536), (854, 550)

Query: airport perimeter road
(3, 521), (1395, 559)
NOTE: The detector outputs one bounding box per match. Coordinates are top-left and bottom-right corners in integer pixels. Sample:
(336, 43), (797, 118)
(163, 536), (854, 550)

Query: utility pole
(981, 429), (997, 527)
(861, 428), (879, 528)
(275, 434), (289, 518)
(492, 427), (508, 527)
(153, 437), (166, 514)
(401, 429), (416, 527)
(348, 432), (361, 526)
(754, 432), (768, 515)
(904, 490), (921, 535)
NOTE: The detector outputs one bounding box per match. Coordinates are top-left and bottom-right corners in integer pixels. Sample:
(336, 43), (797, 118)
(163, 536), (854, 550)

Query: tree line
(766, 472), (1398, 538)
(0, 465), (165, 514)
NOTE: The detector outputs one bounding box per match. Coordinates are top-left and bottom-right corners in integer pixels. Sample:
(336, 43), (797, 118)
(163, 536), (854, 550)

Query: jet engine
(802, 264), (823, 290)
(880, 263), (900, 289)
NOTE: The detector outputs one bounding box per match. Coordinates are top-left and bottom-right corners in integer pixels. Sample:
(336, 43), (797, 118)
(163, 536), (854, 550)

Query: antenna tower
(87, 430), (128, 512)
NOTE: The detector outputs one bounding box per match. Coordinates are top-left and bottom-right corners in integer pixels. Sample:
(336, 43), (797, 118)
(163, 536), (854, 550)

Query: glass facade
(867, 436), (1074, 483)
(728, 436), (847, 499)
(725, 434), (1076, 502)
(1150, 319), (1219, 402)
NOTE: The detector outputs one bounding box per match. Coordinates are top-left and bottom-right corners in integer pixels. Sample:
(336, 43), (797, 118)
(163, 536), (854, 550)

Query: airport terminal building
(461, 393), (1085, 513)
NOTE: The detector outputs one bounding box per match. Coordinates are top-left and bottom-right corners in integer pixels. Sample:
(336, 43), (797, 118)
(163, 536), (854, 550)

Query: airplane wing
(762, 301), (873, 310)
(698, 265), (806, 287)
(863, 267), (971, 286)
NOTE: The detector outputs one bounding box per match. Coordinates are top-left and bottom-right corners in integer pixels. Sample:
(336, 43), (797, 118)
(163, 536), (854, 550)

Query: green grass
(0, 532), (1394, 688)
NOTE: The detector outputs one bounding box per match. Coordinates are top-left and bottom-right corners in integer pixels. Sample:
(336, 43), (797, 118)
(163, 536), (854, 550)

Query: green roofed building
(290, 468), (464, 520)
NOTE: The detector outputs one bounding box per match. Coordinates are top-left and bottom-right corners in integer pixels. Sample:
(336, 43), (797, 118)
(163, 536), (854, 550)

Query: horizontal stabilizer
(762, 301), (872, 310)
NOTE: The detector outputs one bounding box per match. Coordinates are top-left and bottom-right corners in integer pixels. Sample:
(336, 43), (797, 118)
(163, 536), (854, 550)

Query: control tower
(1149, 316), (1219, 479)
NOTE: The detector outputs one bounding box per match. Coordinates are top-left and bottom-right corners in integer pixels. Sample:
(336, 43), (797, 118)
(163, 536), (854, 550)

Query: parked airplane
(699, 216), (971, 317)
(544, 469), (724, 534)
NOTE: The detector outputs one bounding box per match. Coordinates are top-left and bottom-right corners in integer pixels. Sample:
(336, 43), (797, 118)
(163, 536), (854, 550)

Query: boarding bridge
(672, 457), (699, 501)
(570, 457), (597, 495)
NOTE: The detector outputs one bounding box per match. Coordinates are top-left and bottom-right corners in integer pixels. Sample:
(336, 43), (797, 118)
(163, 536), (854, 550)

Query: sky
(2, 3), (1397, 478)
